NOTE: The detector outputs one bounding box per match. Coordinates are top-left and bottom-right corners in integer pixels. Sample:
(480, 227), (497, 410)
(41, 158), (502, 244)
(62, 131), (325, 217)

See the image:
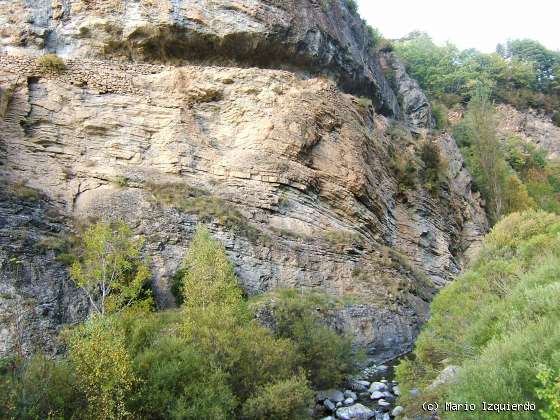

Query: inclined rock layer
(0, 53), (487, 360)
(0, 0), (400, 117)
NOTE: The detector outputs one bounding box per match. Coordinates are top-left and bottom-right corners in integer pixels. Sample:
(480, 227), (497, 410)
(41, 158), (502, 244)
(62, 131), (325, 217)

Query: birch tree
(70, 221), (151, 316)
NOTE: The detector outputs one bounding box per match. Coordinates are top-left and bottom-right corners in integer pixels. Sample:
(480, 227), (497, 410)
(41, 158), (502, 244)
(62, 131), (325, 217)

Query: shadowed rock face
(0, 186), (88, 356)
(380, 52), (435, 130)
(0, 0), (400, 117)
(0, 53), (487, 360)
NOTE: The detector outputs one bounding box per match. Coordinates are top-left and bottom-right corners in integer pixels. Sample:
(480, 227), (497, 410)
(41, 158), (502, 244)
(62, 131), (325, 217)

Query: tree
(70, 221), (152, 316)
(181, 225), (243, 310)
(463, 88), (509, 223)
(66, 317), (137, 419)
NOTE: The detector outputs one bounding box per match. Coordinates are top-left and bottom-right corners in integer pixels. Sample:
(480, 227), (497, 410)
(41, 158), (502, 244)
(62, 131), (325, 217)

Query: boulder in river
(336, 403), (375, 420)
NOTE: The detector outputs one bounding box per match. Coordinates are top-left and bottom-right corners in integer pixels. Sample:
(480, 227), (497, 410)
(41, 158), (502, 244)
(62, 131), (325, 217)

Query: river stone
(393, 385), (401, 396)
(343, 397), (355, 405)
(392, 406), (404, 417)
(377, 399), (391, 410)
(317, 389), (344, 403)
(344, 390), (358, 400)
(324, 399), (336, 412)
(336, 403), (375, 420)
(370, 391), (384, 400)
(369, 382), (386, 392)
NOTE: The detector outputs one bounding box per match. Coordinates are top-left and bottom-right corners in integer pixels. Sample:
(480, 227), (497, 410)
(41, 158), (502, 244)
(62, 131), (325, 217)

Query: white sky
(356, 0), (560, 53)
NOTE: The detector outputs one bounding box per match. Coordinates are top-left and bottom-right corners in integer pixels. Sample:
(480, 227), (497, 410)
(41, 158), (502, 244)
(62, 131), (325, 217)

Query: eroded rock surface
(0, 0), (400, 117)
(496, 104), (560, 159)
(0, 54), (487, 360)
(380, 52), (435, 129)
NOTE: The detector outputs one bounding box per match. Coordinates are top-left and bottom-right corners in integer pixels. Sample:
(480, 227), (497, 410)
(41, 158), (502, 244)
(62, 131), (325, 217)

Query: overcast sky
(356, 0), (560, 53)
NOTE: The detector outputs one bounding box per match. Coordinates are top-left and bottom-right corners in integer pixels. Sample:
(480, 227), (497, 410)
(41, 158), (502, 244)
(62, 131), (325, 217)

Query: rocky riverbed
(313, 363), (405, 419)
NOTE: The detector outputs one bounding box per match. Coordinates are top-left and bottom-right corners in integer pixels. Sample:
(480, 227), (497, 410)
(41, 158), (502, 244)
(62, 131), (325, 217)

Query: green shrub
(37, 54), (66, 74)
(319, 0), (333, 12)
(70, 221), (153, 316)
(252, 288), (362, 389)
(419, 141), (446, 192)
(431, 103), (448, 129)
(241, 374), (313, 420)
(396, 210), (560, 418)
(132, 336), (236, 419)
(3, 223), (365, 418)
(536, 365), (560, 419)
(0, 355), (84, 419)
(66, 317), (137, 419)
(552, 112), (560, 127)
(112, 175), (129, 188)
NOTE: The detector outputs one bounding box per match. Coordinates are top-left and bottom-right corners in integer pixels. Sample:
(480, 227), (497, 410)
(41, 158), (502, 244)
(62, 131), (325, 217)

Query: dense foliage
(250, 288), (362, 389)
(0, 224), (361, 419)
(395, 33), (560, 112)
(395, 210), (560, 419)
(453, 90), (560, 224)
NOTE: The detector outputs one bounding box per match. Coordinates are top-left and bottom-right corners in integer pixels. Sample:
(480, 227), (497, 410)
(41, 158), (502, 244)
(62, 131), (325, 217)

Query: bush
(3, 223), (364, 419)
(241, 374), (313, 420)
(431, 103), (448, 129)
(536, 365), (560, 419)
(253, 288), (362, 389)
(182, 226), (244, 310)
(66, 317), (137, 419)
(552, 112), (560, 127)
(132, 336), (236, 419)
(37, 54), (66, 73)
(396, 211), (560, 418)
(0, 355), (84, 419)
(419, 141), (445, 192)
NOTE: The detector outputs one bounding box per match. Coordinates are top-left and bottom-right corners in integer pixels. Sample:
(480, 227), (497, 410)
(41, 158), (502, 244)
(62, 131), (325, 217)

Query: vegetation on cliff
(453, 89), (560, 224)
(396, 210), (560, 419)
(0, 223), (362, 419)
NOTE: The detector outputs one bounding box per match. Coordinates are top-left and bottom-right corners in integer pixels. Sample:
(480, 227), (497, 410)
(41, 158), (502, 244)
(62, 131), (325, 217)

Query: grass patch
(7, 181), (42, 202)
(112, 175), (130, 188)
(323, 229), (362, 249)
(146, 182), (267, 243)
(37, 54), (66, 74)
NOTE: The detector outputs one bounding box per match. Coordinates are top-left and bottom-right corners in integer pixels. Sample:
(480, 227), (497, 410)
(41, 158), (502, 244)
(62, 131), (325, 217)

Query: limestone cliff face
(0, 2), (487, 362)
(0, 0), (400, 117)
(496, 104), (560, 159)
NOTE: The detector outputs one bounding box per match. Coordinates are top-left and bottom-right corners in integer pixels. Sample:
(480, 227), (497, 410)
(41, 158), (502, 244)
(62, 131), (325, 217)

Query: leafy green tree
(70, 221), (152, 316)
(462, 88), (509, 223)
(66, 317), (137, 419)
(182, 226), (243, 310)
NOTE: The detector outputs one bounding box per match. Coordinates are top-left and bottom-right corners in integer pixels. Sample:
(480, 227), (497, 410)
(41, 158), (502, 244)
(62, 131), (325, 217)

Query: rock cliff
(0, 1), (487, 362)
(496, 104), (560, 159)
